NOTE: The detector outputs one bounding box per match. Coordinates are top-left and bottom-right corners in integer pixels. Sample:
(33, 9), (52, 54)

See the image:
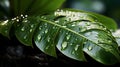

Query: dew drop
(25, 15), (28, 17)
(16, 19), (19, 22)
(45, 46), (49, 50)
(86, 22), (90, 26)
(30, 29), (33, 32)
(88, 46), (92, 51)
(21, 27), (25, 31)
(24, 20), (28, 22)
(61, 42), (68, 50)
(39, 27), (42, 30)
(70, 43), (73, 45)
(1, 20), (8, 25)
(45, 29), (48, 34)
(74, 45), (79, 51)
(24, 35), (27, 39)
(71, 51), (75, 55)
(72, 24), (75, 27)
(47, 37), (50, 42)
(66, 35), (70, 40)
(31, 25), (34, 28)
(62, 26), (67, 28)
(37, 35), (41, 40)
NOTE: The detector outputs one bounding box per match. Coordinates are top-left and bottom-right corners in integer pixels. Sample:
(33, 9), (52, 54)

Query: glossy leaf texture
(65, 9), (118, 31)
(112, 29), (120, 47)
(0, 9), (120, 65)
(9, 0), (65, 16)
(34, 9), (120, 64)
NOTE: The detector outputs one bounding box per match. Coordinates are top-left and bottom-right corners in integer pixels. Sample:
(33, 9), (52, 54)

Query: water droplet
(24, 20), (28, 22)
(25, 15), (28, 17)
(66, 33), (68, 35)
(72, 24), (75, 27)
(37, 35), (41, 40)
(80, 28), (87, 32)
(55, 20), (59, 23)
(71, 51), (75, 55)
(45, 46), (49, 50)
(70, 43), (73, 45)
(88, 46), (92, 51)
(45, 29), (48, 34)
(24, 35), (27, 39)
(66, 35), (70, 40)
(30, 29), (33, 32)
(47, 37), (50, 42)
(74, 45), (79, 51)
(16, 19), (19, 22)
(21, 27), (25, 31)
(31, 25), (34, 28)
(62, 26), (67, 28)
(39, 27), (42, 30)
(41, 16), (46, 19)
(61, 42), (68, 50)
(86, 22), (90, 26)
(1, 20), (8, 25)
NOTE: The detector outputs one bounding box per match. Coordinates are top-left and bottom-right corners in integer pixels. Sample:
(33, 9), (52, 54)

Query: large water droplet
(61, 42), (68, 50)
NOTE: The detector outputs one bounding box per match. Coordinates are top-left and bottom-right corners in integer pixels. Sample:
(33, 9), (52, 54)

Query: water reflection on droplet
(30, 29), (33, 32)
(74, 45), (79, 51)
(66, 35), (70, 40)
(21, 27), (25, 31)
(88, 46), (92, 51)
(37, 34), (41, 40)
(61, 42), (68, 50)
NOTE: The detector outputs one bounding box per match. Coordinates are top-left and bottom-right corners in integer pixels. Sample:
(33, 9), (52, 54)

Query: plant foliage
(0, 0), (120, 65)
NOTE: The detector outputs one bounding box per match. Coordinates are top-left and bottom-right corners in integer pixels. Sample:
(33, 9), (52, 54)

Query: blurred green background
(64, 0), (120, 28)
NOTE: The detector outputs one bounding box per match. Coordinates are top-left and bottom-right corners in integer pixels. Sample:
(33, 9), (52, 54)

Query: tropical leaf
(0, 9), (120, 65)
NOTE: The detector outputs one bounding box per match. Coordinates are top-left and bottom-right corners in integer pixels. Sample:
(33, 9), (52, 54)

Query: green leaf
(15, 16), (39, 47)
(112, 29), (120, 47)
(34, 21), (58, 57)
(65, 9), (118, 31)
(35, 9), (120, 64)
(0, 20), (13, 38)
(9, 0), (65, 16)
